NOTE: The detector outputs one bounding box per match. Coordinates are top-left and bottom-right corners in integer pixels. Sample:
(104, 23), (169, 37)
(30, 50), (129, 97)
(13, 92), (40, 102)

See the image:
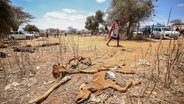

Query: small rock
(109, 65), (122, 70)
(44, 80), (55, 85)
(12, 82), (20, 86)
(116, 95), (125, 104)
(106, 71), (116, 79)
(36, 66), (40, 70)
(4, 82), (20, 91)
(28, 78), (37, 88)
(79, 83), (86, 89)
(4, 84), (11, 91)
(137, 59), (151, 66)
(90, 96), (101, 103)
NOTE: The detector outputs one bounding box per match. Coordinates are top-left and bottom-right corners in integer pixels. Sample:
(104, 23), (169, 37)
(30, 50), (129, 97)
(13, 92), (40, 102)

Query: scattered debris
(36, 66), (40, 70)
(106, 71), (116, 79)
(109, 64), (122, 70)
(43, 80), (55, 85)
(90, 95), (101, 103)
(25, 44), (32, 47)
(0, 52), (8, 58)
(131, 59), (151, 67)
(4, 82), (20, 91)
(28, 77), (37, 88)
(137, 59), (151, 66)
(122, 48), (126, 51)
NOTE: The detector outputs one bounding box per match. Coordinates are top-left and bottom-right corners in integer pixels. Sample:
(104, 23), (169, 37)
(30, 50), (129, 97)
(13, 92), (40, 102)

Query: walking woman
(106, 20), (120, 46)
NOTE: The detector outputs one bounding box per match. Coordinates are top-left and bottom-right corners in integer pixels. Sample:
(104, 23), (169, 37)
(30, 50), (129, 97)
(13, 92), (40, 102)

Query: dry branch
(28, 76), (71, 104)
(115, 70), (135, 74)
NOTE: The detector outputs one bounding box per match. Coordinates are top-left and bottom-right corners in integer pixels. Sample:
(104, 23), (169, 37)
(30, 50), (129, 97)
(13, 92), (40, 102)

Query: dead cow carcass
(75, 71), (132, 103)
(52, 64), (69, 79)
(66, 56), (92, 69)
(13, 47), (36, 53)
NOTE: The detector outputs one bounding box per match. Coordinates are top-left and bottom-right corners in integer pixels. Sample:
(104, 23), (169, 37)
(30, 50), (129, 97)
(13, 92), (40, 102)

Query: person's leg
(117, 35), (120, 46)
(106, 37), (113, 46)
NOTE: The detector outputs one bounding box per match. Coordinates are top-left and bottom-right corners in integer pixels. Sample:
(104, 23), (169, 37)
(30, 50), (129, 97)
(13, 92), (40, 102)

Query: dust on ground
(0, 35), (184, 104)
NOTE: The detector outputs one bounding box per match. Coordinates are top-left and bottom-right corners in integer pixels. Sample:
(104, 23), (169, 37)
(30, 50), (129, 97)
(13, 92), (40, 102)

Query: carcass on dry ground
(0, 36), (184, 104)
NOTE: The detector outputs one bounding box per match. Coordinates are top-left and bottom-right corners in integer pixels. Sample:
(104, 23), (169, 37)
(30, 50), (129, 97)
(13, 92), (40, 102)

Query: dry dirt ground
(0, 35), (184, 104)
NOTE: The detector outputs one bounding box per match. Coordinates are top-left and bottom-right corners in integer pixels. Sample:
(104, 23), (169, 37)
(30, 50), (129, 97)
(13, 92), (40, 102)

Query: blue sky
(144, 0), (184, 26)
(11, 0), (184, 30)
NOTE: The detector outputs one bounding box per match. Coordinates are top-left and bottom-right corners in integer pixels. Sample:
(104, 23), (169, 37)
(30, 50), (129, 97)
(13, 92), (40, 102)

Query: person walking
(106, 20), (120, 46)
(45, 30), (49, 38)
(176, 27), (179, 31)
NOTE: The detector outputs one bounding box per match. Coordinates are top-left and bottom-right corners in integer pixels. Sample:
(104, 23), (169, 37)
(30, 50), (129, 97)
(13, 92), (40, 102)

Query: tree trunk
(0, 25), (11, 38)
(126, 21), (133, 39)
(11, 23), (20, 31)
(12, 25), (19, 31)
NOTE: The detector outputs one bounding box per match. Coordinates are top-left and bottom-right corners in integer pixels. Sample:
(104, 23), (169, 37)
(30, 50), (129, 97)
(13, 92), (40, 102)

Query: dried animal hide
(0, 43), (8, 48)
(66, 56), (92, 69)
(13, 47), (36, 53)
(52, 64), (69, 79)
(79, 56), (92, 66)
(40, 43), (59, 47)
(52, 64), (108, 79)
(66, 57), (79, 69)
(75, 71), (133, 103)
(52, 63), (135, 80)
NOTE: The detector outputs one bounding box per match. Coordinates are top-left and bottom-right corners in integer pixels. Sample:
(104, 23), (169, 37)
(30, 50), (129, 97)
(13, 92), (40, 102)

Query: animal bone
(75, 71), (132, 103)
(28, 76), (71, 104)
